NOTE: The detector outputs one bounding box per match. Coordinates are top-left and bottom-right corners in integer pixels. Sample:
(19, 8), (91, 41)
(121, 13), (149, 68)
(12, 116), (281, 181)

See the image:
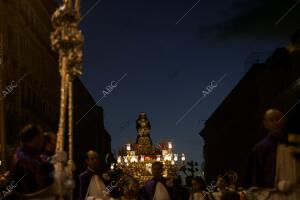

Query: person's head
(20, 124), (45, 154)
(216, 176), (227, 191)
(44, 131), (56, 156)
(263, 108), (286, 139)
(139, 112), (147, 119)
(191, 176), (206, 191)
(151, 162), (163, 179)
(85, 150), (100, 171)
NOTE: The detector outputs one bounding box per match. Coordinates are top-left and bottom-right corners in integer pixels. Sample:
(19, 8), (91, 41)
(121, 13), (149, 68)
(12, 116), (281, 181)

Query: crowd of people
(0, 107), (299, 200)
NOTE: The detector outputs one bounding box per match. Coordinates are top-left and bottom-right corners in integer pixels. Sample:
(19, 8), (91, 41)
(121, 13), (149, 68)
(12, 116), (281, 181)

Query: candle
(117, 156), (121, 163)
(181, 153), (186, 161)
(157, 155), (161, 161)
(168, 142), (172, 149)
(174, 154), (178, 161)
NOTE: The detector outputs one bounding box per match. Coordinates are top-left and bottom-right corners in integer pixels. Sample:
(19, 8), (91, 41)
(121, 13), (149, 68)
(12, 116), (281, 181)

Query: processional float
(50, 0), (83, 199)
(112, 113), (186, 198)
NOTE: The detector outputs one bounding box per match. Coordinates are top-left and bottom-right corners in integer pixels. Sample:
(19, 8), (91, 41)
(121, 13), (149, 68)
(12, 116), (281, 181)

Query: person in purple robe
(242, 108), (287, 189)
(10, 124), (55, 196)
(137, 162), (173, 200)
(78, 150), (111, 200)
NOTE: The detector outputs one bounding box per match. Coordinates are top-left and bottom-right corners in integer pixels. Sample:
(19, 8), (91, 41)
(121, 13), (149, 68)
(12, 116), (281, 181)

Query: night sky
(65, 0), (299, 168)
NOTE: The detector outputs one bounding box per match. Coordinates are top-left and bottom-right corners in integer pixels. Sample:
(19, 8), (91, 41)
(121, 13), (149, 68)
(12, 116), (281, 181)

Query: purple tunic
(10, 147), (54, 194)
(137, 178), (172, 200)
(242, 135), (279, 189)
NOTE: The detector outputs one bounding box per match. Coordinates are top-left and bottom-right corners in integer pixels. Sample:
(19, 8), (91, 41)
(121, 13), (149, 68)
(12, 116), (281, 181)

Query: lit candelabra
(50, 0), (84, 199)
(114, 141), (186, 185)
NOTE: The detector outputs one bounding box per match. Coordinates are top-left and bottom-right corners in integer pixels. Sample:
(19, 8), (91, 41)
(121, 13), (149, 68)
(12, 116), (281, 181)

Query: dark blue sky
(73, 0), (297, 169)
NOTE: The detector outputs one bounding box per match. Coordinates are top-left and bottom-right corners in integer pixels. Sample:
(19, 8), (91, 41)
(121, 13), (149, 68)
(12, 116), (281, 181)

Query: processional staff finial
(50, 0), (84, 199)
(75, 0), (81, 15)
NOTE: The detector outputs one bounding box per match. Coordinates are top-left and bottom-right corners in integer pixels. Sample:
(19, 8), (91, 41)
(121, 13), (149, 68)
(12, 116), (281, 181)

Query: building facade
(200, 37), (300, 183)
(0, 0), (111, 173)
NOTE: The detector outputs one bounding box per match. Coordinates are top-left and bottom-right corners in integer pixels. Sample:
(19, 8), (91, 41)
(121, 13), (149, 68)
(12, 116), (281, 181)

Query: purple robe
(242, 135), (279, 189)
(137, 177), (172, 200)
(78, 168), (107, 200)
(10, 147), (54, 194)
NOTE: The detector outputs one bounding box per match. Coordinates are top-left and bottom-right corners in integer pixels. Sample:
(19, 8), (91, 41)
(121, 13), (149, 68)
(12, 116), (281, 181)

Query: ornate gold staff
(50, 0), (83, 198)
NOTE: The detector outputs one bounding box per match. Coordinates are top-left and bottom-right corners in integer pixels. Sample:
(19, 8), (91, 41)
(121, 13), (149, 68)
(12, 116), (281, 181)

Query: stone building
(0, 0), (111, 173)
(200, 33), (300, 183)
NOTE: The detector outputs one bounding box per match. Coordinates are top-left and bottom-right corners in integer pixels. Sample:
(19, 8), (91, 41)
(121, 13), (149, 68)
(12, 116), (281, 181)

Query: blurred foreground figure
(212, 175), (230, 200)
(243, 108), (300, 200)
(79, 150), (112, 200)
(41, 131), (57, 162)
(10, 124), (56, 199)
(170, 176), (189, 200)
(137, 162), (172, 200)
(189, 176), (208, 200)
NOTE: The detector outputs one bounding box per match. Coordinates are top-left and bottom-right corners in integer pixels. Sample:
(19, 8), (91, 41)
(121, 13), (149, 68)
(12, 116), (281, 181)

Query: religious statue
(135, 112), (153, 153)
(136, 112), (151, 136)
